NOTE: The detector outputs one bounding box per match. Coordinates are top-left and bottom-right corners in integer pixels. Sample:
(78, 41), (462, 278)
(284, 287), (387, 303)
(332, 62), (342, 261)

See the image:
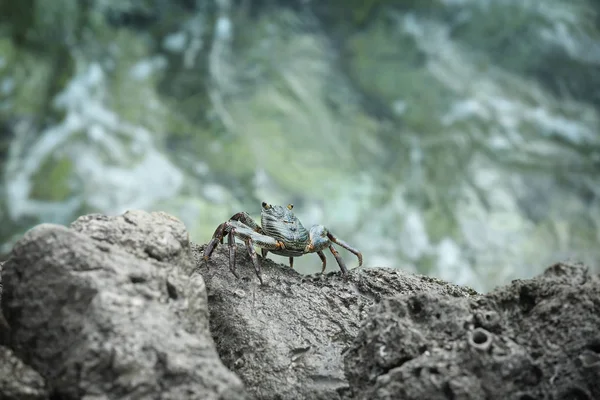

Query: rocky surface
(0, 260), (7, 336)
(1, 211), (245, 400)
(0, 210), (599, 400)
(344, 262), (600, 400)
(196, 242), (475, 400)
(0, 346), (48, 400)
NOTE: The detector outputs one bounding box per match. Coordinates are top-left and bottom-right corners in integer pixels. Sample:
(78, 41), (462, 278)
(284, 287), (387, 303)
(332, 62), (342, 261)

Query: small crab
(203, 202), (363, 284)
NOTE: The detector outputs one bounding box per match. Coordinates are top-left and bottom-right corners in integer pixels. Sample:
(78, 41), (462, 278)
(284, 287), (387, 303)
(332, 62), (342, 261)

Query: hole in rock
(586, 340), (600, 354)
(518, 286), (537, 313)
(472, 329), (489, 345)
(409, 297), (423, 315)
(166, 280), (178, 300)
(481, 311), (500, 325)
(468, 328), (493, 351)
(129, 275), (146, 284)
(526, 365), (543, 386)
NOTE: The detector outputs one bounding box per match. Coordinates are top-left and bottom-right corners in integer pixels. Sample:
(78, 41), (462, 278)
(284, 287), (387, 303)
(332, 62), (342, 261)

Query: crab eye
(262, 202), (271, 209)
(287, 204), (294, 210)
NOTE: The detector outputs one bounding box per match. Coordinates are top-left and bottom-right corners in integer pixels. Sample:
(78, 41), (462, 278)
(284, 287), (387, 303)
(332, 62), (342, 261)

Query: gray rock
(195, 242), (476, 400)
(70, 211), (194, 274)
(3, 210), (598, 400)
(2, 211), (246, 399)
(344, 262), (600, 400)
(0, 260), (8, 342)
(0, 346), (48, 400)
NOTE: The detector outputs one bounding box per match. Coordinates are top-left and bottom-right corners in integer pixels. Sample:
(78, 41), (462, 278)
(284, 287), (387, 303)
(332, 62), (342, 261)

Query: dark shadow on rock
(194, 242), (476, 399)
(344, 262), (600, 400)
(1, 210), (246, 400)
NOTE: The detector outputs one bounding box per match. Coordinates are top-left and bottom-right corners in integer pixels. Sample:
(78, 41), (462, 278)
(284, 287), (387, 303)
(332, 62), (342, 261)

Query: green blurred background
(1, 0), (599, 291)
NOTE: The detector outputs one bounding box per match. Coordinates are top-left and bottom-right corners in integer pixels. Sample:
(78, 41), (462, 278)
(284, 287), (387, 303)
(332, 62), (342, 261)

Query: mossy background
(1, 0), (599, 291)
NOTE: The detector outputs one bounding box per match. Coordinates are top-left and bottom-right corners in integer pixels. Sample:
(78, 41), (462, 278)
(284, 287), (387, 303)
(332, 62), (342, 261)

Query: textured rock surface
(344, 262), (600, 400)
(0, 260), (7, 337)
(69, 211), (193, 273)
(1, 210), (599, 400)
(195, 242), (476, 399)
(0, 346), (48, 400)
(2, 211), (246, 399)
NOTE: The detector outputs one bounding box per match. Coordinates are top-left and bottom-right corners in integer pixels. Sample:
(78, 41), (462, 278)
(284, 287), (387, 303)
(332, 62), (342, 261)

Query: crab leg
(204, 220), (284, 284)
(230, 212), (264, 233)
(305, 225), (362, 274)
(204, 214), (265, 259)
(228, 231), (239, 278)
(328, 245), (348, 274)
(216, 212), (264, 244)
(327, 232), (363, 267)
(317, 251), (327, 273)
(205, 222), (228, 257)
(245, 238), (263, 284)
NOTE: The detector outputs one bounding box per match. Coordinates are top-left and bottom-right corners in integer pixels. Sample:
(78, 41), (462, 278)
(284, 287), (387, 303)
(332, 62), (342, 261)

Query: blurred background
(0, 0), (599, 292)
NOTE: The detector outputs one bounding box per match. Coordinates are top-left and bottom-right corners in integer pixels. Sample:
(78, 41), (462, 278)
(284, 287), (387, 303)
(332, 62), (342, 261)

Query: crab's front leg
(305, 225), (363, 274)
(217, 212), (264, 244)
(204, 211), (264, 257)
(204, 220), (284, 284)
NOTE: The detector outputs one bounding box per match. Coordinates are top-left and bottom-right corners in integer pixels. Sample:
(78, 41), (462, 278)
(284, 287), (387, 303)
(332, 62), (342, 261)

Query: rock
(344, 262), (600, 400)
(0, 346), (48, 400)
(2, 211), (246, 399)
(3, 210), (599, 400)
(195, 242), (476, 400)
(0, 260), (8, 342)
(69, 211), (194, 274)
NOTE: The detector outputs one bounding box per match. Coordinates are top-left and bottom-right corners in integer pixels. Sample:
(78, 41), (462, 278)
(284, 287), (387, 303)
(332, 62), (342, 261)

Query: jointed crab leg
(304, 225), (363, 275)
(227, 231), (238, 278)
(317, 251), (327, 273)
(230, 212), (263, 232)
(328, 245), (348, 274)
(327, 232), (363, 267)
(204, 220), (284, 284)
(245, 238), (262, 283)
(217, 212), (263, 244)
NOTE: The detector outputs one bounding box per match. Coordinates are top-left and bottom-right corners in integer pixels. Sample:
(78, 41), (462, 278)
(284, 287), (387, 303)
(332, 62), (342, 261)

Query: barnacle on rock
(468, 328), (493, 352)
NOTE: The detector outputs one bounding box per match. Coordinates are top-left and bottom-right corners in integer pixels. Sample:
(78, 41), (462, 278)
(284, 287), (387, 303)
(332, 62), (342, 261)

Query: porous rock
(0, 345), (48, 400)
(2, 211), (246, 399)
(195, 243), (476, 399)
(69, 210), (194, 274)
(0, 260), (8, 336)
(344, 262), (600, 400)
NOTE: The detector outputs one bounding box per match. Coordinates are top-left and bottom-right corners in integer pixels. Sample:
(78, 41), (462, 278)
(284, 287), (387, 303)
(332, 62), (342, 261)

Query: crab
(203, 202), (363, 284)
